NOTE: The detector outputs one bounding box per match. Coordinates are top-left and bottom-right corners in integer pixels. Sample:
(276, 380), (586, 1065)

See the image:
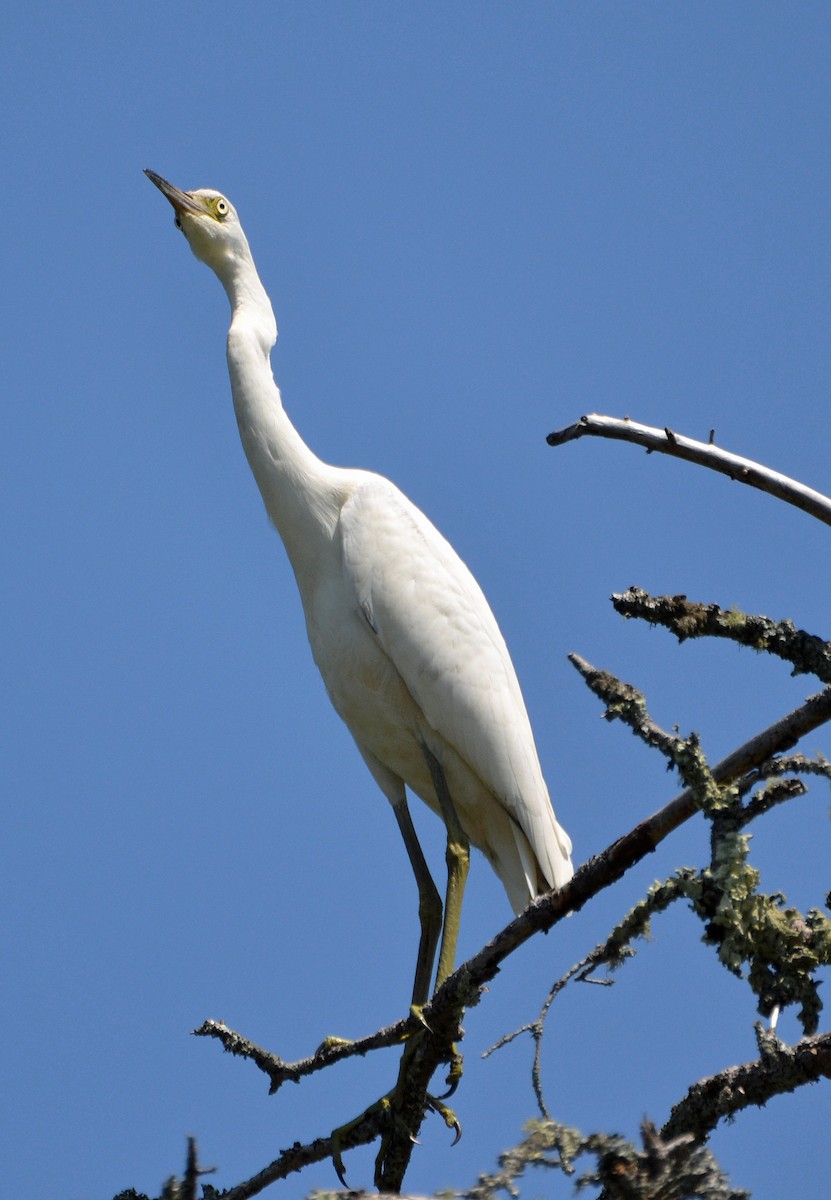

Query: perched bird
(145, 171), (573, 1004)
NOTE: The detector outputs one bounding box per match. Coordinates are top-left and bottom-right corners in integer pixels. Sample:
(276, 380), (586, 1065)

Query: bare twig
(568, 655), (686, 764)
(547, 414), (831, 526)
(193, 1017), (414, 1094)
(183, 1137), (215, 1200)
(453, 1119), (750, 1200)
(739, 777), (807, 823)
(740, 751), (831, 790)
(484, 946), (620, 1120)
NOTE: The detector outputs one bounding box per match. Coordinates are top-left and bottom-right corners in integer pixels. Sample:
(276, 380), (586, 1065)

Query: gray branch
(662, 1027), (831, 1143)
(193, 1017), (414, 1094)
(613, 588), (831, 684)
(188, 683), (831, 1199)
(547, 414), (831, 526)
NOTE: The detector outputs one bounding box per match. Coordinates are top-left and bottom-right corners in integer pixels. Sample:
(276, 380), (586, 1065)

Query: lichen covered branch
(612, 588), (831, 684)
(663, 1027), (831, 1144)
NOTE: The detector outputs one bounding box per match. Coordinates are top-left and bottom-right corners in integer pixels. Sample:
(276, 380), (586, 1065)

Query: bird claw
(426, 1092), (462, 1145)
(408, 1003), (433, 1033)
(331, 1132), (349, 1188)
(441, 1047), (464, 1097)
(331, 1095), (392, 1187)
(331, 1005), (464, 1185)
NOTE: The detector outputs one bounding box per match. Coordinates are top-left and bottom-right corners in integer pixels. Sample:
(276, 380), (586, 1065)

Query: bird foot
(407, 1007), (464, 1092)
(408, 1002), (433, 1032)
(314, 1033), (354, 1058)
(330, 1094), (393, 1187)
(371, 1027), (463, 1185)
(426, 1091), (462, 1144)
(329, 1029), (464, 1187)
(372, 1078), (462, 1184)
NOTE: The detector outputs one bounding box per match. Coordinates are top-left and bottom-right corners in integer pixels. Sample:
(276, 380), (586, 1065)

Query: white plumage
(146, 172), (573, 1001)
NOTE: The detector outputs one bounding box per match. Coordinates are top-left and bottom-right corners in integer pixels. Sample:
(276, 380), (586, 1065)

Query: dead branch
(662, 1026), (831, 1144)
(547, 414), (831, 526)
(373, 680), (831, 1177)
(191, 682), (831, 1196)
(193, 1016), (415, 1094)
(613, 588), (831, 684)
(200, 1118), (382, 1200)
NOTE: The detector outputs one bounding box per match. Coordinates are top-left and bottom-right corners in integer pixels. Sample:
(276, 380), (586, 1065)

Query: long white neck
(215, 249), (347, 581)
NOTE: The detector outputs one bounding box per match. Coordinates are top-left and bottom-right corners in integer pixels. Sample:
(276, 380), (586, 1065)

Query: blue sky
(3, 4), (830, 1197)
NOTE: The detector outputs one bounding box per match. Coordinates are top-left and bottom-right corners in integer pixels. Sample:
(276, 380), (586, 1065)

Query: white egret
(145, 171), (573, 1005)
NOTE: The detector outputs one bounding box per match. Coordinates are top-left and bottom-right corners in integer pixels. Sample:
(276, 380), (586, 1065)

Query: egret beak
(144, 169), (206, 217)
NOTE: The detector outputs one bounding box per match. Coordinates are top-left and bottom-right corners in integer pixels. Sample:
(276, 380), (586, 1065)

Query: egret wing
(338, 476), (571, 887)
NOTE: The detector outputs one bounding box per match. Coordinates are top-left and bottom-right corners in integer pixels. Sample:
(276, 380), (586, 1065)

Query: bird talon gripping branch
(408, 1003), (433, 1032)
(442, 1048), (464, 1098)
(331, 1093), (393, 1187)
(427, 1093), (463, 1145)
(314, 1034), (354, 1058)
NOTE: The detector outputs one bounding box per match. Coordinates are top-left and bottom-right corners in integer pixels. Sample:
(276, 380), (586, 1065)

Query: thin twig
(182, 1137), (215, 1200)
(484, 949), (617, 1119)
(193, 1016), (414, 1094)
(567, 655), (686, 764)
(547, 414), (831, 527)
(738, 752), (831, 823)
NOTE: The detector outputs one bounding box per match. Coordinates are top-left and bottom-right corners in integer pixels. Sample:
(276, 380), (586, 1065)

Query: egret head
(145, 170), (249, 276)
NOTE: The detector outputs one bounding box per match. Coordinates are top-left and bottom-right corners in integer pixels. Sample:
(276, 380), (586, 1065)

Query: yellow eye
(215, 198), (229, 218)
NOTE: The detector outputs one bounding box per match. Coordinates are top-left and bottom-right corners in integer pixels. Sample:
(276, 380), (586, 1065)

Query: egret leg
(373, 750), (468, 1188)
(392, 798), (443, 1006)
(421, 745), (470, 988)
(329, 798), (445, 1188)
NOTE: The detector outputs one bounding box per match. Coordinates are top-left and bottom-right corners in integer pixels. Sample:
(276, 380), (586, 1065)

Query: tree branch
(662, 1027), (831, 1144)
(612, 588), (831, 684)
(738, 752), (831, 824)
(193, 1016), (415, 1094)
(546, 414), (831, 526)
(421, 680), (831, 1048)
(200, 1118), (382, 1200)
(193, 682), (831, 1196)
(564, 658), (831, 845)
